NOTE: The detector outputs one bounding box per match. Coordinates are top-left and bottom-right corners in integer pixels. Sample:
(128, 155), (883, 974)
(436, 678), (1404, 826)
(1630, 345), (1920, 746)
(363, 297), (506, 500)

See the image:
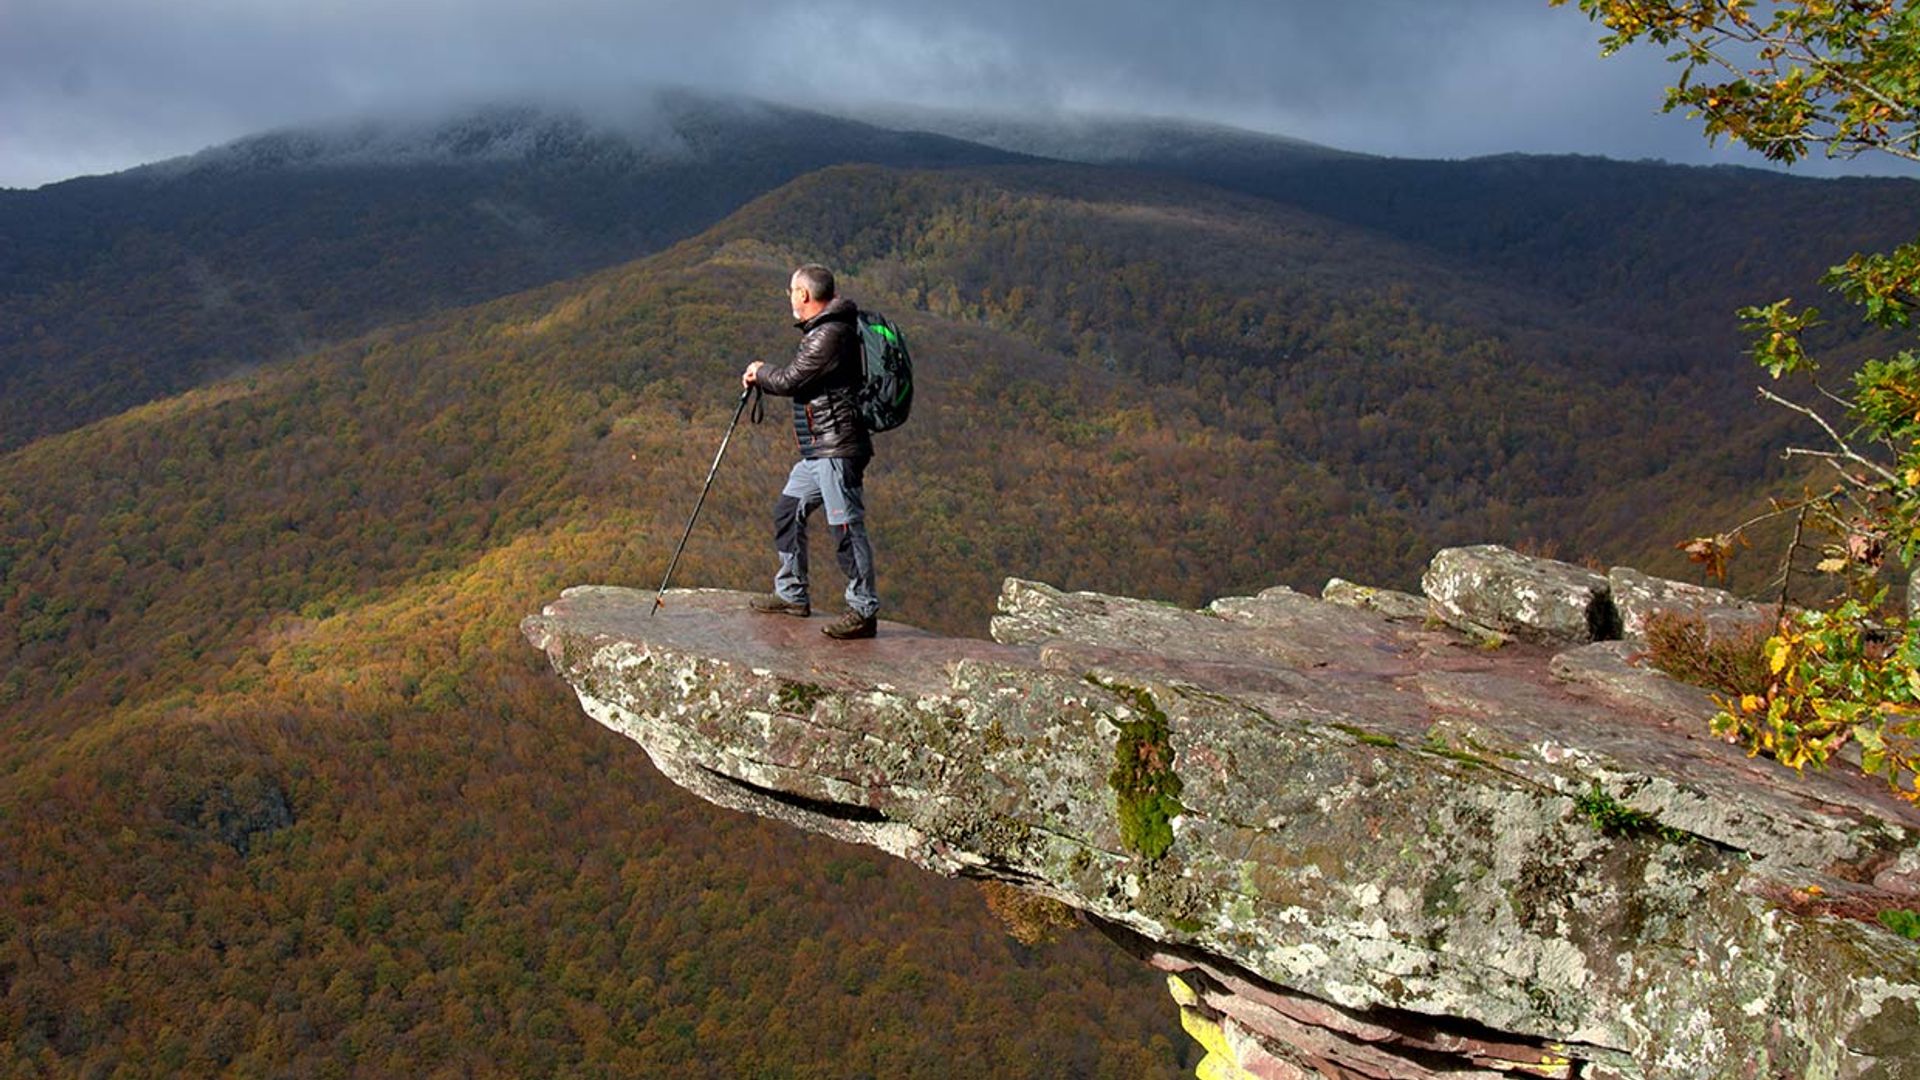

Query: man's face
(788, 276), (807, 321)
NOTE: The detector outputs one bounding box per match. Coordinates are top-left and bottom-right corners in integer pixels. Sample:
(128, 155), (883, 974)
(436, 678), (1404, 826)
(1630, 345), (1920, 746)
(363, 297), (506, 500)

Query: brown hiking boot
(822, 610), (877, 640)
(749, 593), (810, 617)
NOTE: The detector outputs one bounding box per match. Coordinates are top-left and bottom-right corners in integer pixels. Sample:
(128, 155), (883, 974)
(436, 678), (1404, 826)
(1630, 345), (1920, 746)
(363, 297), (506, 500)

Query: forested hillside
(0, 95), (1019, 452)
(11, 93), (1915, 467)
(880, 107), (1920, 343)
(0, 179), (1215, 1076)
(1, 149), (1902, 1074)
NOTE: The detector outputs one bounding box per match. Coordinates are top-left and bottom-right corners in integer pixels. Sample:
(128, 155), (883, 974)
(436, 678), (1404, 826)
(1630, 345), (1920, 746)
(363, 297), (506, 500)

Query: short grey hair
(792, 264), (836, 302)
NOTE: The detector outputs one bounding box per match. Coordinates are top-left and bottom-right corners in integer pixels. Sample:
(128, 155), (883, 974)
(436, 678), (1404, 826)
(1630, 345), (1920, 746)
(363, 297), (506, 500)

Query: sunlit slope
(1, 514), (1191, 1076)
(0, 260), (1218, 1067)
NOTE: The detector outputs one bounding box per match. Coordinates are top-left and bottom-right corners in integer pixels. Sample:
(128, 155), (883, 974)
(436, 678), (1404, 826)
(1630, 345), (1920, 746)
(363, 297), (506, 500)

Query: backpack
(853, 311), (913, 434)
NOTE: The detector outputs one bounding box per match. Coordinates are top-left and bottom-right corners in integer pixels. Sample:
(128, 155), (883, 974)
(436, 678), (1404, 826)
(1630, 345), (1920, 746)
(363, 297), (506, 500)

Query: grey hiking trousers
(772, 456), (878, 618)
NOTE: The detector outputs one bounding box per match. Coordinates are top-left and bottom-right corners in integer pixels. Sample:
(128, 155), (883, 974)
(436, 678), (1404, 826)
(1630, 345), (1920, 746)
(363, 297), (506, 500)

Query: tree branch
(1780, 502), (1811, 617)
(1758, 385), (1902, 486)
(1815, 382), (1856, 412)
(1672, 16), (1920, 164)
(1714, 484), (1843, 543)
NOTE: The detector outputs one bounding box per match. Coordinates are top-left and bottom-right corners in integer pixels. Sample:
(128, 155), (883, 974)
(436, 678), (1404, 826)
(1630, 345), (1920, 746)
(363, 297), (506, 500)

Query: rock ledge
(524, 558), (1920, 1079)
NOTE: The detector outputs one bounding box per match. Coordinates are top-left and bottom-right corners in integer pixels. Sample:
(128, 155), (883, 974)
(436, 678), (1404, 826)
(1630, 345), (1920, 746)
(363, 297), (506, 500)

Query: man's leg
(833, 521), (878, 619)
(818, 457), (878, 623)
(771, 460), (822, 606)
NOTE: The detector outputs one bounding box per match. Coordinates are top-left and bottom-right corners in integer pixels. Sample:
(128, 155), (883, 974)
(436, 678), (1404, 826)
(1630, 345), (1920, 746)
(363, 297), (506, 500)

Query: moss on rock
(1102, 681), (1185, 862)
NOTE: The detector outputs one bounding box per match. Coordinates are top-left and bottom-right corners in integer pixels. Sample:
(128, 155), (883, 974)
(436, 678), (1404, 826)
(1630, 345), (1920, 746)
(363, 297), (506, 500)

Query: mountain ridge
(8, 91), (1916, 455)
(0, 93), (1027, 451)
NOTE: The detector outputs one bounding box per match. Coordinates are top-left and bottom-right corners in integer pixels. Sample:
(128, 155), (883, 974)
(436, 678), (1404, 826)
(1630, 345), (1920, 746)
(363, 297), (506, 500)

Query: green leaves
(1564, 0), (1920, 162)
(1830, 240), (1920, 330)
(1880, 907), (1920, 940)
(1738, 298), (1823, 378)
(1715, 599), (1920, 796)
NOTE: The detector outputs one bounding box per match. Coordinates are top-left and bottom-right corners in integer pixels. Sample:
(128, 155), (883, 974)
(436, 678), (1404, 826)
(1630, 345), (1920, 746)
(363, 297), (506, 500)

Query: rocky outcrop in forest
(523, 545), (1920, 1079)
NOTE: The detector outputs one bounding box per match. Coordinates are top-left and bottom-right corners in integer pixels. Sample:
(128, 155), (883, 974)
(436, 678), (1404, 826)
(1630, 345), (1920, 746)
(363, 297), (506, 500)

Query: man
(741, 264), (879, 639)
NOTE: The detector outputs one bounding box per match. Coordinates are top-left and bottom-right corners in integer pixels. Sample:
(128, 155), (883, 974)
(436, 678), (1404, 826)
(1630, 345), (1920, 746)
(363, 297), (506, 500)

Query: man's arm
(750, 329), (837, 397)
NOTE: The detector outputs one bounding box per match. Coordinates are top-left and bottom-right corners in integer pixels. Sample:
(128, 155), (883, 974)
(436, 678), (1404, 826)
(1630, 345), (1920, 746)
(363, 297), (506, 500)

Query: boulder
(1321, 577), (1429, 622)
(1422, 545), (1618, 645)
(1607, 565), (1773, 642)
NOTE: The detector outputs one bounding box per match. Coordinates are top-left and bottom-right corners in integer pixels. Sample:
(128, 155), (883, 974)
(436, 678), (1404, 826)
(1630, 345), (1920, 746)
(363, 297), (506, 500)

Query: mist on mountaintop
(7, 0), (1889, 190)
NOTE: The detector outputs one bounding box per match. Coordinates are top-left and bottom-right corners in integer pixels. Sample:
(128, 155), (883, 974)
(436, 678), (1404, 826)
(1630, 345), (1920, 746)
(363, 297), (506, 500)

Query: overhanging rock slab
(524, 580), (1920, 1079)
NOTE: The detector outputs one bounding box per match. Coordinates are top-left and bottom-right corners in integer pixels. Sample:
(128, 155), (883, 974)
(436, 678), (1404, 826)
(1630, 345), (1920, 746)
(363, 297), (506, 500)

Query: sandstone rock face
(1423, 545), (1619, 645)
(524, 576), (1920, 1079)
(1320, 577), (1428, 622)
(1606, 566), (1773, 641)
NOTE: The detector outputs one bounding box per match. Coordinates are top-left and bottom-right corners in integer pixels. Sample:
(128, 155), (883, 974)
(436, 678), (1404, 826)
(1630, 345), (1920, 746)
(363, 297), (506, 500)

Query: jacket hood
(797, 296), (858, 331)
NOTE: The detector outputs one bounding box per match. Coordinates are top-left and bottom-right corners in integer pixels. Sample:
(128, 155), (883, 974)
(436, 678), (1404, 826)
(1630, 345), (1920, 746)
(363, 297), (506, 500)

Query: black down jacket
(755, 296), (872, 460)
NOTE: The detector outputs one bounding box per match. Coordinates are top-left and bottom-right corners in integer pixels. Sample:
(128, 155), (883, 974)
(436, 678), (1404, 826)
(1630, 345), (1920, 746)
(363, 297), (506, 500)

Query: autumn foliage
(3, 146), (1914, 1072)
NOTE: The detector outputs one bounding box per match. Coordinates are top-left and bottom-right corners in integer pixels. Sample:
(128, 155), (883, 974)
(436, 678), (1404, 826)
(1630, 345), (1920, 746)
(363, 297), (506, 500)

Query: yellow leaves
(1857, 723), (1886, 755)
(1767, 636), (1793, 676)
(1779, 739), (1816, 772)
(1722, 613), (1920, 801)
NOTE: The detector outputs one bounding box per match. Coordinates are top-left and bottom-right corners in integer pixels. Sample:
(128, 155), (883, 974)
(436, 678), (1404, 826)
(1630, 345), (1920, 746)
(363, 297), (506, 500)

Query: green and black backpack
(853, 311), (913, 434)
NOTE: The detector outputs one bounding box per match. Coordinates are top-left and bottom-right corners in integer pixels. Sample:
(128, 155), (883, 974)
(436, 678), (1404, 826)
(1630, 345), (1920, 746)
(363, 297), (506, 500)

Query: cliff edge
(522, 546), (1920, 1079)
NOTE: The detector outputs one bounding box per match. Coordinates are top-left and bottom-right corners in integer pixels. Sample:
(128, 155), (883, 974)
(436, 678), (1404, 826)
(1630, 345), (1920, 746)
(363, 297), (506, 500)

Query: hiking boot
(822, 610), (877, 640)
(749, 593), (810, 617)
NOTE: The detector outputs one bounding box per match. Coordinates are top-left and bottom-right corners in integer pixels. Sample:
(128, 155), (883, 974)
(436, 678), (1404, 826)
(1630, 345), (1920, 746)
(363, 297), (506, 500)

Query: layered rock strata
(523, 552), (1920, 1079)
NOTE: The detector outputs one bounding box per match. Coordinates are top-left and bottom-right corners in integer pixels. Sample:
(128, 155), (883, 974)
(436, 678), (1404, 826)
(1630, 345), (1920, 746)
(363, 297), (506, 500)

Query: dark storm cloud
(0, 0), (1900, 188)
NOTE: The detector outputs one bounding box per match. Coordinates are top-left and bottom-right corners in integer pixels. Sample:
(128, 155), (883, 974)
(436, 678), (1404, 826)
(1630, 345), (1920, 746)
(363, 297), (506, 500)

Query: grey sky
(2, 0), (1909, 189)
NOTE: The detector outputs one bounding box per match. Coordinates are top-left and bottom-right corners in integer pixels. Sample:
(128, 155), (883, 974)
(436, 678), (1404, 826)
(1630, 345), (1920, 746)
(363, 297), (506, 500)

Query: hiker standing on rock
(742, 264), (879, 640)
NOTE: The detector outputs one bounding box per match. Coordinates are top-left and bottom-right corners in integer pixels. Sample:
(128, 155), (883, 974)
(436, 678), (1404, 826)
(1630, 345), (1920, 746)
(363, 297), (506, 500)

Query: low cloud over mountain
(6, 0), (1888, 189)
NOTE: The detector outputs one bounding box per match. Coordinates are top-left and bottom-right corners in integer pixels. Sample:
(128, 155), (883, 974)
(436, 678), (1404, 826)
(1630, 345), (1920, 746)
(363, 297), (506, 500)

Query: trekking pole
(652, 386), (760, 616)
